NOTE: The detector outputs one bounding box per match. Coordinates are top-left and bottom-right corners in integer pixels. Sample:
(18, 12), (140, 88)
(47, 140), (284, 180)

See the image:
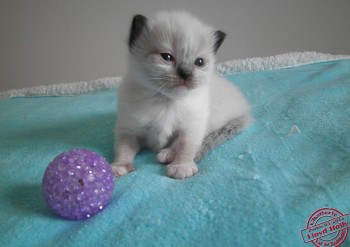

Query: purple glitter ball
(42, 149), (115, 220)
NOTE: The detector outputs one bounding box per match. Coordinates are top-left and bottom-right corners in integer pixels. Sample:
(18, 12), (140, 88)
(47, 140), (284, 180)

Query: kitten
(111, 11), (251, 179)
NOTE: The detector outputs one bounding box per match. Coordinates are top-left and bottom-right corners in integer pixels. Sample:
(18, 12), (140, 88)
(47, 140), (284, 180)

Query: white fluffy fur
(112, 11), (251, 179)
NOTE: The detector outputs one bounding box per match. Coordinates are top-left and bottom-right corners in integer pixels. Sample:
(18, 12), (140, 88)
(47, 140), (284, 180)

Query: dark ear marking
(213, 30), (226, 54)
(128, 14), (148, 50)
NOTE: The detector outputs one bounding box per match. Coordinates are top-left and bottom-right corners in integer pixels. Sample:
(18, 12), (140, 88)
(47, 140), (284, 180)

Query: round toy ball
(42, 149), (115, 220)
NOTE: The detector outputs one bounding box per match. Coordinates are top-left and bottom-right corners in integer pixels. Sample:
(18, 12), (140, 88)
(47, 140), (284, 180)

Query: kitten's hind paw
(111, 163), (135, 177)
(167, 163), (198, 179)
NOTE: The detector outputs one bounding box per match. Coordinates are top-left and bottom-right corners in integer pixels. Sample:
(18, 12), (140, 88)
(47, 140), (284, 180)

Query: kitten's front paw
(111, 163), (135, 177)
(157, 148), (175, 164)
(167, 163), (198, 179)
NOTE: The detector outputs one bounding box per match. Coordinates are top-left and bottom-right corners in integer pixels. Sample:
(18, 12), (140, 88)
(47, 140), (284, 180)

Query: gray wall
(1, 0), (350, 92)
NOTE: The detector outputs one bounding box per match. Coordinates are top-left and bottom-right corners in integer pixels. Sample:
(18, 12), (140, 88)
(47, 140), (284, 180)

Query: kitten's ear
(128, 14), (148, 50)
(213, 30), (226, 54)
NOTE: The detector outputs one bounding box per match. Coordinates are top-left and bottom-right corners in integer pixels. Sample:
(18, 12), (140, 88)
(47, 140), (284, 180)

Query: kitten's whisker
(151, 83), (167, 97)
(149, 77), (163, 80)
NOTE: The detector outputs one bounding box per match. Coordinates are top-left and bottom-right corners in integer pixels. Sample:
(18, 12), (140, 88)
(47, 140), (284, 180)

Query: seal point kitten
(112, 11), (252, 179)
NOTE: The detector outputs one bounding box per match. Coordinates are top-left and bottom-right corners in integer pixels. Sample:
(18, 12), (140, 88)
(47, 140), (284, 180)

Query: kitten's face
(128, 12), (226, 98)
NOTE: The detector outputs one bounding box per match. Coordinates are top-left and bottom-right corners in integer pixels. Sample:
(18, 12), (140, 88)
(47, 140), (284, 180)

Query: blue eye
(194, 57), (205, 67)
(160, 53), (175, 62)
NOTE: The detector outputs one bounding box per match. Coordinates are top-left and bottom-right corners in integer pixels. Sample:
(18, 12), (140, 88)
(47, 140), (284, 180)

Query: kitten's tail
(194, 115), (253, 163)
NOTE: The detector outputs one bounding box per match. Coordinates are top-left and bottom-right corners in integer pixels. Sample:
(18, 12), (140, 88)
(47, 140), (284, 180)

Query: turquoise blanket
(1, 54), (350, 246)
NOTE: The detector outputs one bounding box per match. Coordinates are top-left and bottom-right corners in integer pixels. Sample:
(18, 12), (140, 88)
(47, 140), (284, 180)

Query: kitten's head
(127, 11), (226, 98)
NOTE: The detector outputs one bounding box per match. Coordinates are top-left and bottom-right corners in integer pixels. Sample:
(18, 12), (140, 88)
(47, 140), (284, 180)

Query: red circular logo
(301, 208), (349, 247)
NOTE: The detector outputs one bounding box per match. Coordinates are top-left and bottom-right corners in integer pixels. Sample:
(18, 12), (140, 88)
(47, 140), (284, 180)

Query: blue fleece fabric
(0, 60), (349, 247)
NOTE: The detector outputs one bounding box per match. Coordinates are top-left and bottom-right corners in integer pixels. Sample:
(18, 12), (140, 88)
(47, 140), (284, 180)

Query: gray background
(1, 0), (349, 92)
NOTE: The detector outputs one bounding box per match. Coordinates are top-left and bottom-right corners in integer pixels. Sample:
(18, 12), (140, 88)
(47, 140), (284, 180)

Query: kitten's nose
(177, 67), (192, 80)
